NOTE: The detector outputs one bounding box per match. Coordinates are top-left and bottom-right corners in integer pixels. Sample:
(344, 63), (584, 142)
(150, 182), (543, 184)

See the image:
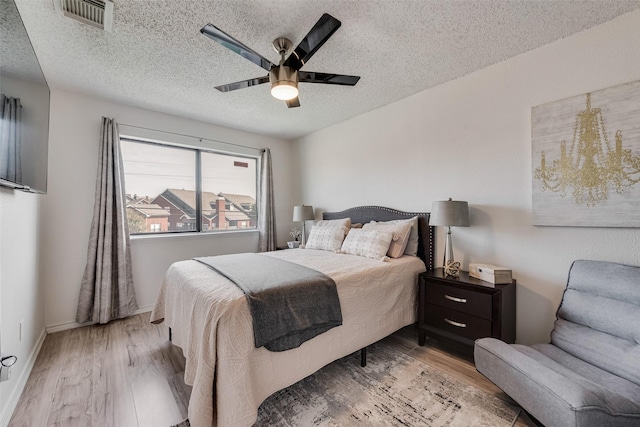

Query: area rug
(173, 340), (520, 427)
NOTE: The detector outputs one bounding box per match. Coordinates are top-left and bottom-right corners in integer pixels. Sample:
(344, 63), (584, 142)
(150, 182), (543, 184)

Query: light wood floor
(9, 313), (536, 426)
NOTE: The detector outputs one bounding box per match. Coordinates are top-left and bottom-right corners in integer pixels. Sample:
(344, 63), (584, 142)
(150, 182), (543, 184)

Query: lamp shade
(293, 205), (314, 222)
(429, 199), (470, 227)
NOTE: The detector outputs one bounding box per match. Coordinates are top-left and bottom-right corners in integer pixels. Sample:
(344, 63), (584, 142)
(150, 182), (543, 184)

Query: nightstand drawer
(425, 304), (492, 341)
(426, 282), (492, 320)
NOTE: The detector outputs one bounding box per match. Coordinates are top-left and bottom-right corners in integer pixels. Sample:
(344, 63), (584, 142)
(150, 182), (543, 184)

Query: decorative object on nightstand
(428, 198), (469, 277)
(444, 261), (461, 277)
(417, 268), (516, 356)
(293, 205), (314, 246)
(287, 228), (302, 248)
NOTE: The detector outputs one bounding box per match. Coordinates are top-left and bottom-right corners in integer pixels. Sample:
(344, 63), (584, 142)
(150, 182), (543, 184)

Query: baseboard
(1, 328), (46, 427)
(45, 305), (153, 334)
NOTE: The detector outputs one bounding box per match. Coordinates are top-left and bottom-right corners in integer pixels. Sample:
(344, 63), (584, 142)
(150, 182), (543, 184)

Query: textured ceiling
(0, 0), (45, 83)
(12, 0), (640, 140)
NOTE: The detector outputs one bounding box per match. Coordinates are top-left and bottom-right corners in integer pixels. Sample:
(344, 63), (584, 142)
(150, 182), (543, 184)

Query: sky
(120, 140), (257, 200)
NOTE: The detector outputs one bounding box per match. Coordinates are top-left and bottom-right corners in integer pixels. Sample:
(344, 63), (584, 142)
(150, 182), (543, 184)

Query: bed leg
(169, 327), (172, 342)
(360, 347), (367, 367)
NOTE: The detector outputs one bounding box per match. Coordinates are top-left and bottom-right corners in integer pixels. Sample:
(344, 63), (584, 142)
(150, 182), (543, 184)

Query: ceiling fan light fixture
(271, 82), (298, 101)
(203, 14), (359, 108)
(269, 65), (299, 101)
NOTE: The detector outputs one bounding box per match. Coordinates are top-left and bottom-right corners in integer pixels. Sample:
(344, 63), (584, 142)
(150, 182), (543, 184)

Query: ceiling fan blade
(201, 24), (275, 72)
(299, 71), (360, 86)
(284, 14), (341, 70)
(286, 97), (301, 108)
(215, 76), (270, 92)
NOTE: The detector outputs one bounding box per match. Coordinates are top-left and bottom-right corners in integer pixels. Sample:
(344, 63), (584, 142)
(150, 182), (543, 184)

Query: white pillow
(340, 228), (394, 261)
(315, 218), (351, 230)
(381, 217), (419, 256)
(362, 220), (412, 258)
(304, 225), (348, 252)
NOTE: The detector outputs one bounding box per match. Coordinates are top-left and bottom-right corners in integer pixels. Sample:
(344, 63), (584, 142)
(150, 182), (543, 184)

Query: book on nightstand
(469, 263), (512, 284)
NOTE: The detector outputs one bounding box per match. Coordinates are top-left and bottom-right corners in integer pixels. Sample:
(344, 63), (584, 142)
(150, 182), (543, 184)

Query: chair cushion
(530, 343), (640, 405)
(552, 260), (640, 384)
(475, 338), (640, 427)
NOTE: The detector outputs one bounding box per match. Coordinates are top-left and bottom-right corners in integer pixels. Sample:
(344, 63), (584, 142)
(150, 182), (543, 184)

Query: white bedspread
(150, 249), (426, 427)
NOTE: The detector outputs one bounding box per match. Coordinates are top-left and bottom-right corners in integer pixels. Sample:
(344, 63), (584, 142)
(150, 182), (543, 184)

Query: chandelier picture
(534, 93), (640, 207)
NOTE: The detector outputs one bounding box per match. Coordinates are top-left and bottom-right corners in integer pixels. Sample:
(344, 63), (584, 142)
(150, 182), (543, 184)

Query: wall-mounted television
(0, 0), (50, 193)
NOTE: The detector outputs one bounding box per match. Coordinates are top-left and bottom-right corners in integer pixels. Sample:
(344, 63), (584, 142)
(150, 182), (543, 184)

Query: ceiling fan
(200, 13), (360, 108)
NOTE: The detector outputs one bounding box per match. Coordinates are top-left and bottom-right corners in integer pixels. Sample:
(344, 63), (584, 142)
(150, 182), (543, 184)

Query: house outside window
(121, 137), (257, 235)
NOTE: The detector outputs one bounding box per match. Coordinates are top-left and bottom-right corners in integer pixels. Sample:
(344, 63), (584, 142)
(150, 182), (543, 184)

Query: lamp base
(443, 226), (461, 277)
(301, 222), (307, 246)
(443, 226), (455, 266)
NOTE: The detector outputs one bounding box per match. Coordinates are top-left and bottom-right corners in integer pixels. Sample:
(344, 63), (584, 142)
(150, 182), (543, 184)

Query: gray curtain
(0, 94), (22, 183)
(258, 148), (276, 252)
(77, 117), (138, 324)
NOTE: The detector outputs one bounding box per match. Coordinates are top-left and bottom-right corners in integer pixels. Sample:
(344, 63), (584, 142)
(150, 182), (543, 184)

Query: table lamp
(429, 198), (470, 276)
(293, 205), (314, 246)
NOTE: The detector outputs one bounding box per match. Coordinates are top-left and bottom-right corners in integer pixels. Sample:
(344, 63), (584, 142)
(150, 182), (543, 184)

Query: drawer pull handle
(445, 295), (467, 303)
(444, 318), (467, 328)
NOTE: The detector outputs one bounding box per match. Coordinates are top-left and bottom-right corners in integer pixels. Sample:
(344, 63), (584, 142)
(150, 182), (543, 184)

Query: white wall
(0, 189), (45, 425)
(294, 10), (640, 345)
(0, 77), (47, 425)
(42, 89), (293, 331)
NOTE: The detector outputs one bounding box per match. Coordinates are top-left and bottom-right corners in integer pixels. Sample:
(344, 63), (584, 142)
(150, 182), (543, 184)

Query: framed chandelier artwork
(532, 80), (640, 227)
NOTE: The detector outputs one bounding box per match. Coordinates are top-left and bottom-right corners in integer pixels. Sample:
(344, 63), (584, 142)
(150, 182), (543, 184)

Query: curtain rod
(118, 123), (263, 152)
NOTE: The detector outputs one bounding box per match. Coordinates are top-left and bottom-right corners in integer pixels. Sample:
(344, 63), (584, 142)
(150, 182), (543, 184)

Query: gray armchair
(474, 260), (640, 427)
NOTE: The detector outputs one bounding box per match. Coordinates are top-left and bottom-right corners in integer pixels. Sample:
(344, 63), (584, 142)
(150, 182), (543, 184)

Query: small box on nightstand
(469, 263), (512, 284)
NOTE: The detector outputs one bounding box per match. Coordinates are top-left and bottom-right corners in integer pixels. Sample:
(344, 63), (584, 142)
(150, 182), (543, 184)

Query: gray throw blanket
(194, 253), (343, 352)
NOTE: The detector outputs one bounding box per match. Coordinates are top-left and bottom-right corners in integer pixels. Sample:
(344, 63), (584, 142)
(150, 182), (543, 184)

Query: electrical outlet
(0, 366), (10, 382)
(0, 351), (11, 383)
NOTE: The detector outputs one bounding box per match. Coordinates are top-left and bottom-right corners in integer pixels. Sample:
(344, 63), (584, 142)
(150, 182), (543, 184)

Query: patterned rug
(173, 340), (520, 427)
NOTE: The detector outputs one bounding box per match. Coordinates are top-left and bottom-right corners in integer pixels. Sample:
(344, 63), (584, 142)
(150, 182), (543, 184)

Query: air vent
(54, 0), (114, 32)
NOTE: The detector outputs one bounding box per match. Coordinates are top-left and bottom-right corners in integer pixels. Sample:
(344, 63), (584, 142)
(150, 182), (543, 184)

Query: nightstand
(418, 268), (516, 356)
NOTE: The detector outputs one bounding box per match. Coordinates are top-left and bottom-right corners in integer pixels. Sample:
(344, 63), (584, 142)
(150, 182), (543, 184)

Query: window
(121, 137), (258, 235)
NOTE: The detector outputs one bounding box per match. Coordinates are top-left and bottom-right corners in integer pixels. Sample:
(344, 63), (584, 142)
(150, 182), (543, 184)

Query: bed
(150, 206), (434, 427)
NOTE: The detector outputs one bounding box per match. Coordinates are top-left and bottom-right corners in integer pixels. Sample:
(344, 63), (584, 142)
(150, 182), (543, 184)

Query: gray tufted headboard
(323, 206), (434, 269)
